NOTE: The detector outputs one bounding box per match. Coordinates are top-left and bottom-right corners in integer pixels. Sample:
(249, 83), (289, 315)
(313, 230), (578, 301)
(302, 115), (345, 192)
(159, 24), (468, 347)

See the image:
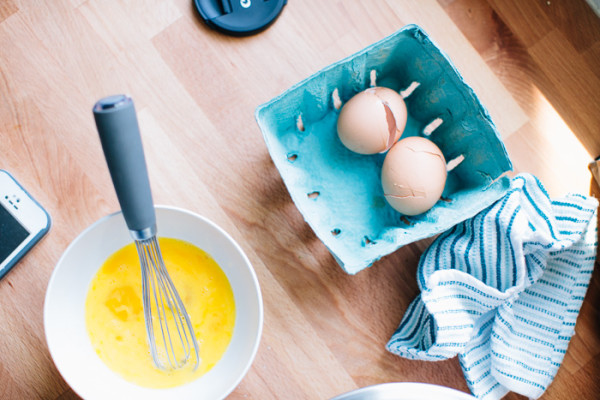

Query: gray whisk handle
(93, 94), (156, 239)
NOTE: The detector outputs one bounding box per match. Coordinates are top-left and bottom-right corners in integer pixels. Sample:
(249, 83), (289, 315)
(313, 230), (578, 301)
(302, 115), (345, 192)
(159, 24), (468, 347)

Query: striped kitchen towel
(387, 173), (598, 400)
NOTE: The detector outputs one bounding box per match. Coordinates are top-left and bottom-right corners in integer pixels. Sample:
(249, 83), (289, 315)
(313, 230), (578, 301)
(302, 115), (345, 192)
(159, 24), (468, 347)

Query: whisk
(93, 94), (200, 371)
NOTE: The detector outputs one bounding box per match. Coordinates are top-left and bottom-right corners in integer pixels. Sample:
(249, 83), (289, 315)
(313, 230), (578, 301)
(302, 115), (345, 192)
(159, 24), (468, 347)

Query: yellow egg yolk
(85, 238), (235, 388)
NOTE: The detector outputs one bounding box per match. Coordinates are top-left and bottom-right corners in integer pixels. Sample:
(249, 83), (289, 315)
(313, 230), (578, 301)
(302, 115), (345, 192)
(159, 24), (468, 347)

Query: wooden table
(1, 1), (599, 399)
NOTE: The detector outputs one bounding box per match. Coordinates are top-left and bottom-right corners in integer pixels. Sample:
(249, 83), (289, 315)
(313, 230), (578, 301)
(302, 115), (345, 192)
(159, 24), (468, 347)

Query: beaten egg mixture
(85, 238), (235, 388)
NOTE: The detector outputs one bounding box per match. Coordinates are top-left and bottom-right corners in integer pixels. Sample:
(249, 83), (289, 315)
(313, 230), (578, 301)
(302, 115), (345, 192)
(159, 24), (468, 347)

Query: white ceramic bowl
(44, 206), (263, 400)
(330, 382), (475, 400)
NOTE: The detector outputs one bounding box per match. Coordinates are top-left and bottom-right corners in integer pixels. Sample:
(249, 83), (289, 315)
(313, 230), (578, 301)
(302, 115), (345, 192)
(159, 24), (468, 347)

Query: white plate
(330, 382), (476, 400)
(44, 206), (263, 400)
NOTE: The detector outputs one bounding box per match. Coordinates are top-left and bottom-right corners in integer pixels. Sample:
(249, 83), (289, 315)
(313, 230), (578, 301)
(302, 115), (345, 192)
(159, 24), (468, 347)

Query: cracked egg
(382, 136), (447, 216)
(337, 87), (407, 154)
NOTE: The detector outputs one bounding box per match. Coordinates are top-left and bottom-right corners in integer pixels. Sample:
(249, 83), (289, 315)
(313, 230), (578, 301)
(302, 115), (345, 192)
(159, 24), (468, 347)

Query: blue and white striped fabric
(387, 173), (598, 400)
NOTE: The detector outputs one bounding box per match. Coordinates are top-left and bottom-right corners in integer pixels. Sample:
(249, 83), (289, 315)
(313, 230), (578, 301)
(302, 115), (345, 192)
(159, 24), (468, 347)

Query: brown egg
(381, 136), (447, 216)
(337, 87), (408, 154)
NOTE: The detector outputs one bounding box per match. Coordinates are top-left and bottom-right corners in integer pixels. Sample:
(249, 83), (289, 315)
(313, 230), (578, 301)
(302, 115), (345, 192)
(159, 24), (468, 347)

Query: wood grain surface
(1, 0), (599, 399)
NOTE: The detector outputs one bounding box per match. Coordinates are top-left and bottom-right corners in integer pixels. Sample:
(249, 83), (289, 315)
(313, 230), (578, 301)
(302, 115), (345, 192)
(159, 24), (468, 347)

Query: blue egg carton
(255, 25), (513, 275)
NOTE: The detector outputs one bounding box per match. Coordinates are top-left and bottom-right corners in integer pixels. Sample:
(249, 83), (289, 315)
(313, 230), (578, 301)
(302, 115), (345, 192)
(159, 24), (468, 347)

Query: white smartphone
(0, 170), (51, 279)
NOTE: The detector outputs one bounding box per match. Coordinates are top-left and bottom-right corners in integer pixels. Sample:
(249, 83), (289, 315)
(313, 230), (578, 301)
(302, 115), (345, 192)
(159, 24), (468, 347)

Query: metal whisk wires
(136, 237), (200, 371)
